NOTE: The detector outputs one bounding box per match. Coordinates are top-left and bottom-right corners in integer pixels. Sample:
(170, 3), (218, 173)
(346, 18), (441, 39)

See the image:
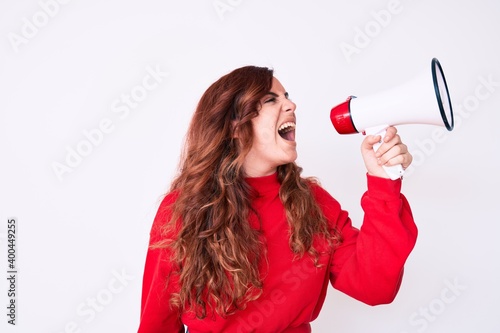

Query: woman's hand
(360, 126), (413, 179)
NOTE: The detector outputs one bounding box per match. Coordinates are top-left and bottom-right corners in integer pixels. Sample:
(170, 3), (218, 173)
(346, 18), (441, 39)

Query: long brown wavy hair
(156, 66), (341, 319)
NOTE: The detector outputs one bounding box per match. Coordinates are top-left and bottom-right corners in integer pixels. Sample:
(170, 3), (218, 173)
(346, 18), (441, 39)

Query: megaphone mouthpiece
(330, 96), (359, 134)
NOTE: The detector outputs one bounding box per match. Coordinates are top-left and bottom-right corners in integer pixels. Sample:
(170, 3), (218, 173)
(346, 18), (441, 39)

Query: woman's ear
(231, 120), (239, 138)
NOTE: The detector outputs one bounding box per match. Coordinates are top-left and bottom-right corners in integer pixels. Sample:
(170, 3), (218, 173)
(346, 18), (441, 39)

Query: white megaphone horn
(330, 57), (454, 180)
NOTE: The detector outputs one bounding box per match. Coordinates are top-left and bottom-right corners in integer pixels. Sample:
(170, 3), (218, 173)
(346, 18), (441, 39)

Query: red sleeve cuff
(366, 173), (402, 200)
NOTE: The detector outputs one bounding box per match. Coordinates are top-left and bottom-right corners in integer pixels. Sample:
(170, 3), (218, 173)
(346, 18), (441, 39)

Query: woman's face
(242, 77), (297, 177)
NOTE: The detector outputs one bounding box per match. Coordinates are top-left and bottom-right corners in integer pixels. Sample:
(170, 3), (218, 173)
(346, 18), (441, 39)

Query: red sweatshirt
(138, 173), (417, 333)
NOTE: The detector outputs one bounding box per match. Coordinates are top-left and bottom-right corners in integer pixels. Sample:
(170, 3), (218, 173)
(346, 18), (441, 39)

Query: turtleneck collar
(244, 172), (281, 196)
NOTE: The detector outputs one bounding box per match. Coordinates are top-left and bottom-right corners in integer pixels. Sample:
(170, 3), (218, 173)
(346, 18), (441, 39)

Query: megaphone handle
(365, 126), (405, 180)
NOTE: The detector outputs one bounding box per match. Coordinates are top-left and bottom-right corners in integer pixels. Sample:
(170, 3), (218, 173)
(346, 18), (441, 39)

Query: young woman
(138, 66), (417, 333)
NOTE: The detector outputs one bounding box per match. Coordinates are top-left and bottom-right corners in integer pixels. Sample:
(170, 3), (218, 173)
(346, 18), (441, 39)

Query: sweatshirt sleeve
(319, 174), (418, 305)
(138, 194), (185, 333)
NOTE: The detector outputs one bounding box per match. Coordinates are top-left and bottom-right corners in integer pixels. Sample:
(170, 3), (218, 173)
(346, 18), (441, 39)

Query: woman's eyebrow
(266, 92), (289, 98)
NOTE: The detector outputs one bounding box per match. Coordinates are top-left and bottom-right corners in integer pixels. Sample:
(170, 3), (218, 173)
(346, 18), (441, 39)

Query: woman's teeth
(278, 122), (296, 140)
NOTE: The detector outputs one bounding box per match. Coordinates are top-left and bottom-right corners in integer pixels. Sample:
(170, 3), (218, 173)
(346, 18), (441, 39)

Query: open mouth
(278, 122), (296, 141)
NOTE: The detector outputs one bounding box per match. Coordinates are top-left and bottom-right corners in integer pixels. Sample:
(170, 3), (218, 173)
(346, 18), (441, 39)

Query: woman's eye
(264, 97), (276, 103)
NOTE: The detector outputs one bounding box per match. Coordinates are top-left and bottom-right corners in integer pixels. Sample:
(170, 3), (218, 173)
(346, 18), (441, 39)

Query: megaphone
(330, 57), (454, 180)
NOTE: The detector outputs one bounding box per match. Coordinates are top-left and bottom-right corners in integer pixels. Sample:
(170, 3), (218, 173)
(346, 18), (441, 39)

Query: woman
(138, 66), (417, 333)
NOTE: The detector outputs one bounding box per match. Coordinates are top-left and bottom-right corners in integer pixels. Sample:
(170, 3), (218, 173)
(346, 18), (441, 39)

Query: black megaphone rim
(431, 58), (454, 131)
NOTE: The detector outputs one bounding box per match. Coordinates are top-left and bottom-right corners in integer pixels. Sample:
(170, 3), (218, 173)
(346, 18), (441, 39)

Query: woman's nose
(283, 99), (296, 112)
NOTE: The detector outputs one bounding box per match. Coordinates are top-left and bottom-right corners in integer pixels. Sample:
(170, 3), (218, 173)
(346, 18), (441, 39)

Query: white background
(1, 0), (499, 332)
